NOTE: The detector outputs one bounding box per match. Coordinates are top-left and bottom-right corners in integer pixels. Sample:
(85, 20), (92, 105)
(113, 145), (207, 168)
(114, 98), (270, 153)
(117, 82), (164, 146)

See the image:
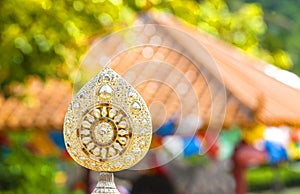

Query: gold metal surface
(63, 67), (152, 172)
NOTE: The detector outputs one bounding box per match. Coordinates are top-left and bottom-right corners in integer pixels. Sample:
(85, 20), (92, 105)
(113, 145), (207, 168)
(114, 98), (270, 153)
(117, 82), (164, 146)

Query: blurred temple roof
(155, 14), (300, 127)
(1, 12), (300, 131)
(157, 13), (300, 127)
(0, 77), (72, 130)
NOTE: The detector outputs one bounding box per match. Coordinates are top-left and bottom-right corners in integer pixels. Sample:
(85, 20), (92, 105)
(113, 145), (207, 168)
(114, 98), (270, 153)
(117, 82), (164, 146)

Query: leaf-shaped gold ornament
(63, 67), (152, 172)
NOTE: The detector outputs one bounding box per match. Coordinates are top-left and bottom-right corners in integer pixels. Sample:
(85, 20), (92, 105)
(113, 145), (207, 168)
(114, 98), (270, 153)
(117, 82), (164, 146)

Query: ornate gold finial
(64, 67), (152, 193)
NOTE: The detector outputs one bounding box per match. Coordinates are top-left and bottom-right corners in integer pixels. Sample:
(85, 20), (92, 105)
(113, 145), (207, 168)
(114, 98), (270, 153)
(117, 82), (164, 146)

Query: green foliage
(0, 0), (294, 95)
(0, 0), (135, 93)
(229, 0), (299, 74)
(0, 132), (72, 194)
(255, 0), (300, 74)
(247, 164), (300, 192)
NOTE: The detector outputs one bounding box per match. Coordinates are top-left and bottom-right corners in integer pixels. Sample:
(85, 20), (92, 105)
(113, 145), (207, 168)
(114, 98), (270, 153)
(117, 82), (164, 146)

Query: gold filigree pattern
(63, 67), (152, 172)
(78, 103), (132, 161)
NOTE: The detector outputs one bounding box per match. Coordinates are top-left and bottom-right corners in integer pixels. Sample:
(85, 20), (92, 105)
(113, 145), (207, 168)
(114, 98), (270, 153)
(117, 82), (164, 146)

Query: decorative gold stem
(91, 172), (120, 194)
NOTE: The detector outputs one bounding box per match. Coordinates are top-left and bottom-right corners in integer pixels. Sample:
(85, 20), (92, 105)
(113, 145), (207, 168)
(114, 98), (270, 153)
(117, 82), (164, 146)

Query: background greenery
(247, 164), (300, 192)
(0, 132), (78, 194)
(229, 0), (300, 78)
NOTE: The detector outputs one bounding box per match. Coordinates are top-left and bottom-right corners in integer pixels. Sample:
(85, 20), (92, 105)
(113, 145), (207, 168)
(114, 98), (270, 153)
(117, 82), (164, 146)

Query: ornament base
(91, 172), (120, 194)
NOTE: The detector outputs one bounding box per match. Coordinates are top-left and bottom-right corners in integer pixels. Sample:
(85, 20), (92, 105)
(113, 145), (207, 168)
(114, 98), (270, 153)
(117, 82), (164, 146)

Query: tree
(0, 0), (135, 94)
(228, 0), (299, 74)
(253, 0), (300, 75)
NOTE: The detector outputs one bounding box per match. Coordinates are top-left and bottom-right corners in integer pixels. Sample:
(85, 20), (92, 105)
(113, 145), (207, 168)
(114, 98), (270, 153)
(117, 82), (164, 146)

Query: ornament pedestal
(92, 172), (120, 194)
